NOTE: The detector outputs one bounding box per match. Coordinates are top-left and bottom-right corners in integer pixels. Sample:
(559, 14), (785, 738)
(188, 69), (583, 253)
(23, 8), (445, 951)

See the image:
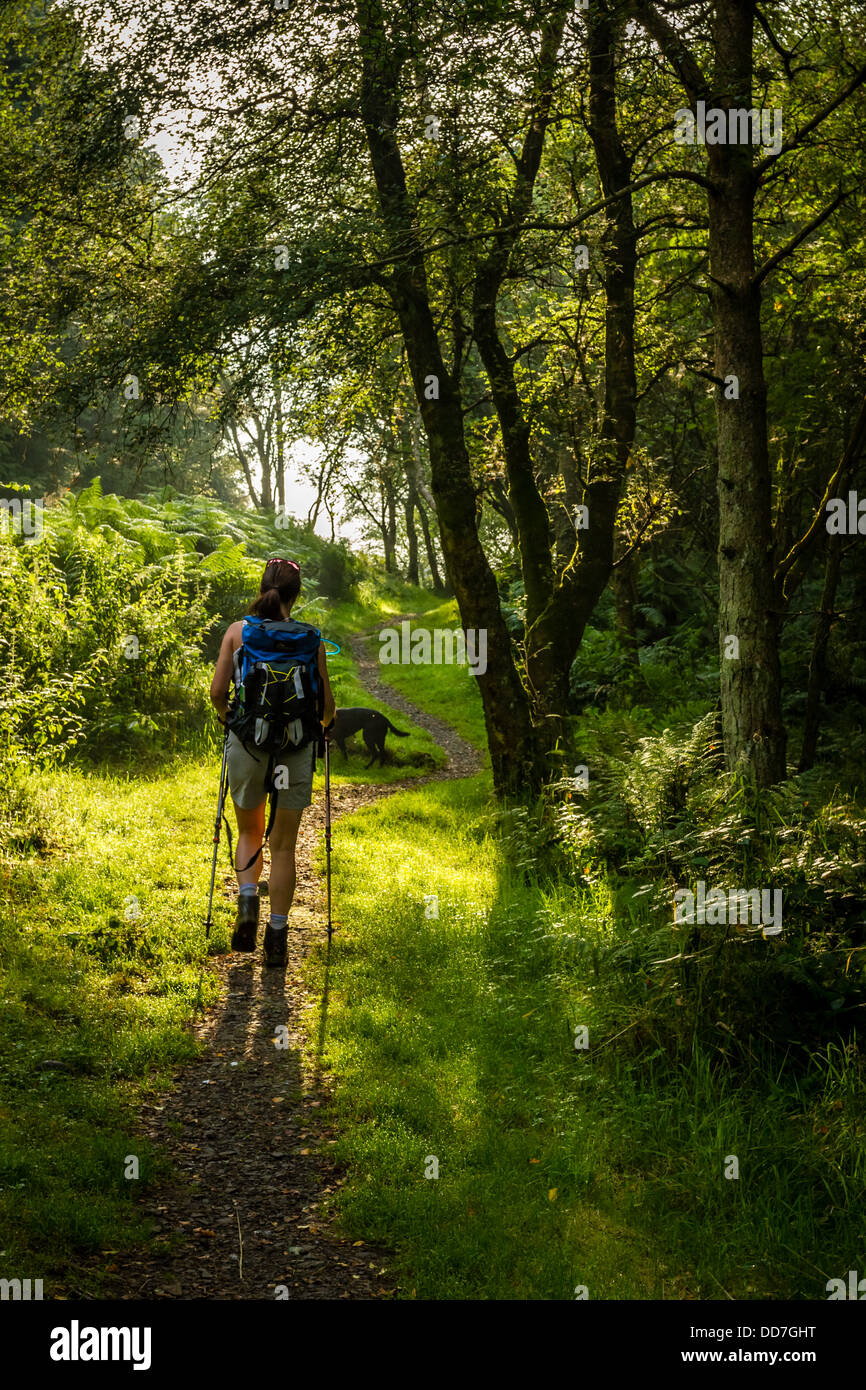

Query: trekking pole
(205, 727), (230, 940)
(324, 731), (333, 945)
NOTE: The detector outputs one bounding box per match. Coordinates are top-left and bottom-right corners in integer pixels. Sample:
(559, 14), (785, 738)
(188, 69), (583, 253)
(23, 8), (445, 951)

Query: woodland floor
(72, 624), (480, 1300)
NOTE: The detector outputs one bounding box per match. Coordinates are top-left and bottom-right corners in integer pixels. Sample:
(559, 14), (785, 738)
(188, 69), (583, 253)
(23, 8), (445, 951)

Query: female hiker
(209, 557), (336, 967)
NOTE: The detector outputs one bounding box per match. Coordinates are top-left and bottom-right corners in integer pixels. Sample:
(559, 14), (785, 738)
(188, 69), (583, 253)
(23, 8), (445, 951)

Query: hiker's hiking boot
(231, 893), (259, 952)
(263, 923), (288, 968)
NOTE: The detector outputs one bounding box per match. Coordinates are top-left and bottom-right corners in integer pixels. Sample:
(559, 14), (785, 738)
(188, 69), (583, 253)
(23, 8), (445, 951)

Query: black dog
(330, 707), (409, 767)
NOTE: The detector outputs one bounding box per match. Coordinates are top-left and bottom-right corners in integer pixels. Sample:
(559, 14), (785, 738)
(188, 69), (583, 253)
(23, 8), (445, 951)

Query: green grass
(303, 776), (865, 1300)
(0, 756), (227, 1291)
(319, 619), (450, 783)
(322, 590), (489, 757)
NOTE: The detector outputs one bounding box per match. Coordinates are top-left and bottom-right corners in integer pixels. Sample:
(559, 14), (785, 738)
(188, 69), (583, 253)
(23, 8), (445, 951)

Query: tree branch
(775, 394), (866, 602)
(632, 0), (711, 104)
(751, 186), (849, 290)
(754, 62), (866, 177)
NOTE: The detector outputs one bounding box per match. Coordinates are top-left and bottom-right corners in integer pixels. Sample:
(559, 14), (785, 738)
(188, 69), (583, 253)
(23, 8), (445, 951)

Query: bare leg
(268, 808), (302, 917)
(234, 802), (265, 887)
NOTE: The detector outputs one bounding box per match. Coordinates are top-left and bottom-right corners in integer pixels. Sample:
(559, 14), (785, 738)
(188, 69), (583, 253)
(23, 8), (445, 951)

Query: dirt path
(346, 623), (482, 783)
(79, 623), (480, 1301)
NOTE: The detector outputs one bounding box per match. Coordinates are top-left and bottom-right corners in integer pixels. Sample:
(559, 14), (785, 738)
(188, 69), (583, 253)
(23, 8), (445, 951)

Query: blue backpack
(228, 617), (324, 756)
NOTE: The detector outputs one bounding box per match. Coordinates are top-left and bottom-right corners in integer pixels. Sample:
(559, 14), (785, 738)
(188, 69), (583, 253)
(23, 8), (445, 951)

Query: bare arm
(210, 621), (244, 721)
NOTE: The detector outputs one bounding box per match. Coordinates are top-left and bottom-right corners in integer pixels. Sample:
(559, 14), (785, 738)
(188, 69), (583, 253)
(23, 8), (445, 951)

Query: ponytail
(249, 557), (301, 619)
(251, 585), (284, 620)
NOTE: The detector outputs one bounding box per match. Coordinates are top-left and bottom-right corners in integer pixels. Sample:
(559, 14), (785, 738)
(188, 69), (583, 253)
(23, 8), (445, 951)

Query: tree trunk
(227, 420), (260, 509)
(470, 5), (582, 754)
(416, 495), (446, 592)
(257, 424), (273, 511)
(273, 372), (286, 514)
(708, 0), (786, 784)
(308, 457), (328, 530)
(611, 550), (641, 672)
(486, 4), (637, 745)
(378, 479), (394, 572)
(486, 475), (521, 555)
(408, 406), (446, 590)
(798, 534), (843, 772)
(385, 473), (398, 574)
(552, 437), (579, 572)
(357, 0), (538, 796)
(404, 490), (420, 586)
(408, 405), (436, 510)
(396, 408), (421, 586)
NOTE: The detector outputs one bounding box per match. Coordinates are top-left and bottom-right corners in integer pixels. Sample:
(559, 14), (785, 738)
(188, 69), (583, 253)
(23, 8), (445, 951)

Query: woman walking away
(209, 557), (336, 967)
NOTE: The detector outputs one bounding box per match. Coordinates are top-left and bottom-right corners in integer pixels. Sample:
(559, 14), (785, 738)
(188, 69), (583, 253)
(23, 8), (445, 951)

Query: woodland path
(74, 620), (480, 1300)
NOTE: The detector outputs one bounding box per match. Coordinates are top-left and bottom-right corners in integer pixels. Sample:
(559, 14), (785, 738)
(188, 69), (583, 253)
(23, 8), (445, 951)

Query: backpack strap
(228, 643), (266, 764)
(263, 757), (280, 844)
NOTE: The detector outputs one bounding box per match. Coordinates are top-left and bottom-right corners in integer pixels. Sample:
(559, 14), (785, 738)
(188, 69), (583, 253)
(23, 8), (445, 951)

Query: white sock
(269, 913), (288, 931)
(238, 883), (258, 898)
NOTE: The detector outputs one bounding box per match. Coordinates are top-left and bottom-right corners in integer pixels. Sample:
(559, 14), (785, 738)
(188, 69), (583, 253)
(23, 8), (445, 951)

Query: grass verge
(0, 757), (230, 1291)
(304, 777), (864, 1300)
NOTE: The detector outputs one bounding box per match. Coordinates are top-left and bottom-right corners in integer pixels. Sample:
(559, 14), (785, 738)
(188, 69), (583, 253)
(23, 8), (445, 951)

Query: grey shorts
(227, 731), (316, 811)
